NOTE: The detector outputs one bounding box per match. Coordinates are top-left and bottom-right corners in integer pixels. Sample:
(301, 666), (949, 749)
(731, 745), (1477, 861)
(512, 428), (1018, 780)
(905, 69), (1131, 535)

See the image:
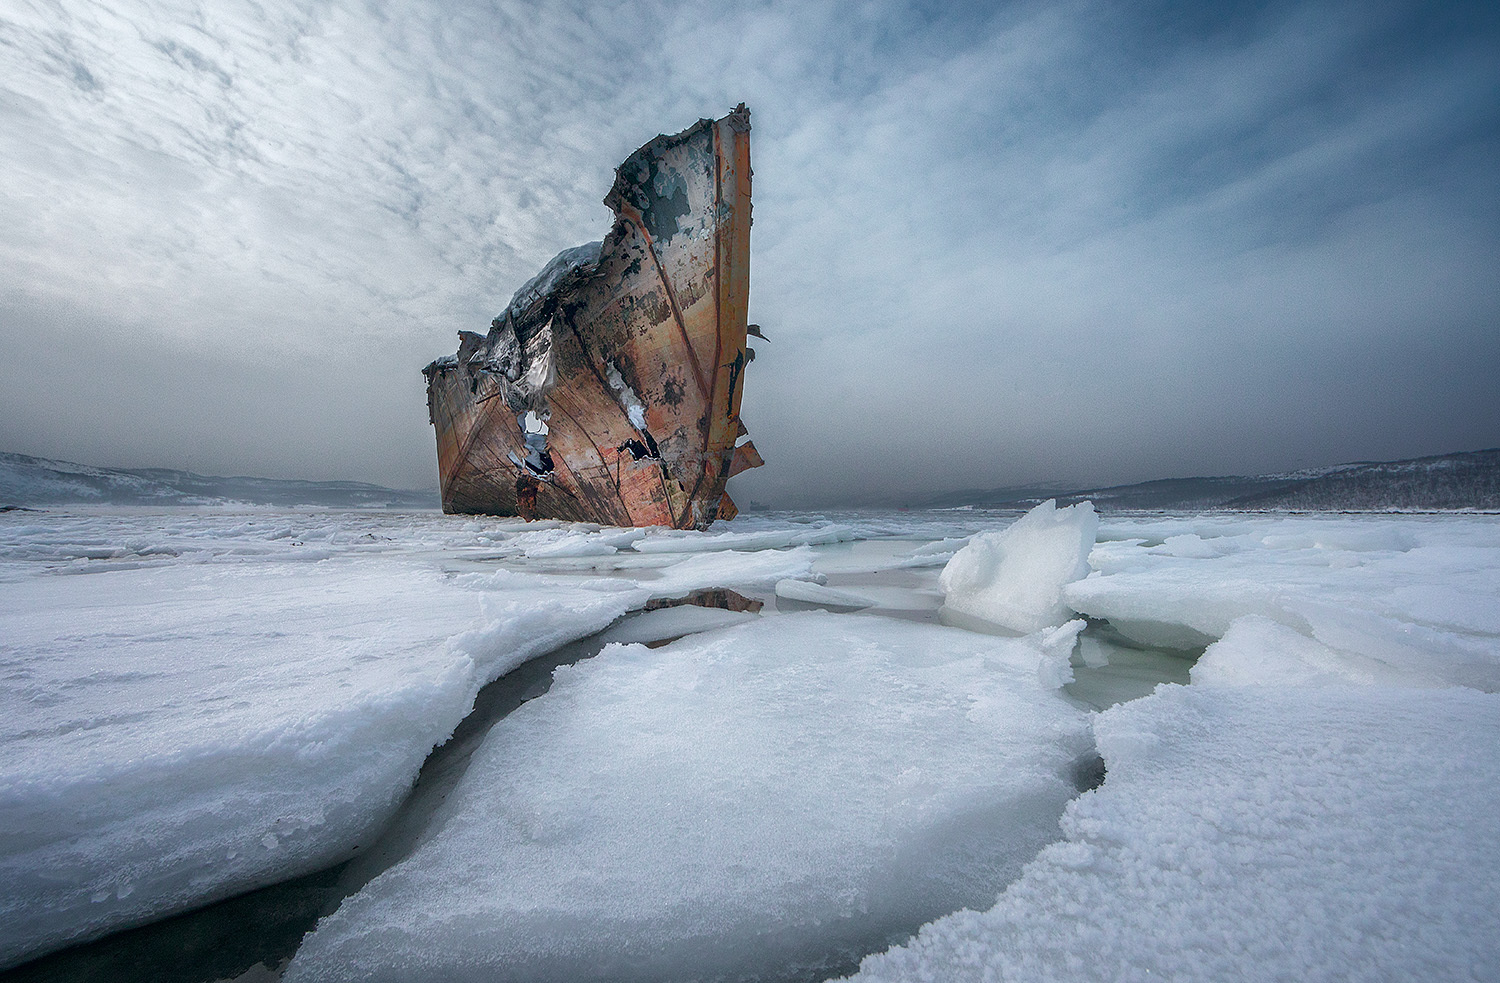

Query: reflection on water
(1065, 620), (1202, 710)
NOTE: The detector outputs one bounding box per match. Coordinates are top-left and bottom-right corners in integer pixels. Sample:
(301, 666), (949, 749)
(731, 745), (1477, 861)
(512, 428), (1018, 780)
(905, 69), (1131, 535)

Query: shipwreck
(423, 105), (763, 529)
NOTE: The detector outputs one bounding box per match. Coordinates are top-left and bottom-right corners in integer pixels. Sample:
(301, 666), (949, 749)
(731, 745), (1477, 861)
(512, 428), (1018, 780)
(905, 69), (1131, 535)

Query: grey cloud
(0, 0), (1495, 505)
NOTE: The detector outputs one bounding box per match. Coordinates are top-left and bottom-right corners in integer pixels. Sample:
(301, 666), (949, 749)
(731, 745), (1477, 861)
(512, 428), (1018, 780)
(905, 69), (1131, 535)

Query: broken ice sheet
(0, 552), (650, 969)
(284, 614), (1094, 983)
(773, 577), (874, 609)
(844, 685), (1500, 982)
(0, 510), (834, 970)
(10, 506), (1500, 981)
(1067, 514), (1500, 689)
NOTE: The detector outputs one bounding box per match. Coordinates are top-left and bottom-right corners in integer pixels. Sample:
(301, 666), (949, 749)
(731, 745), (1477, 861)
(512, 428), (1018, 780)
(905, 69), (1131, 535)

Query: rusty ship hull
(423, 106), (762, 529)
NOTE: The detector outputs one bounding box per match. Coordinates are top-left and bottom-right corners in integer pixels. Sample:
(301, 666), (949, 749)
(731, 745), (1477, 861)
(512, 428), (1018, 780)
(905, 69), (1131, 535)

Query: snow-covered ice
(844, 684), (1500, 982)
(0, 510), (827, 968)
(0, 536), (648, 964)
(843, 511), (1500, 982)
(1068, 513), (1500, 689)
(594, 604), (758, 646)
(284, 614), (1094, 983)
(632, 523), (855, 554)
(1, 550), (486, 967)
(4, 505), (1498, 980)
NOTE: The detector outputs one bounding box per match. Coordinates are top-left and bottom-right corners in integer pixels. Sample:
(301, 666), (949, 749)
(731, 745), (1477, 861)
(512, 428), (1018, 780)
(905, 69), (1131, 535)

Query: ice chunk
(845, 685), (1500, 982)
(443, 582), (647, 684)
(521, 527), (646, 558)
(774, 578), (874, 608)
(1035, 619), (1087, 690)
(939, 500), (1098, 633)
(596, 605), (757, 646)
(909, 536), (970, 557)
(0, 559), (491, 967)
(284, 615), (1094, 983)
(633, 524), (853, 553)
(648, 546), (817, 596)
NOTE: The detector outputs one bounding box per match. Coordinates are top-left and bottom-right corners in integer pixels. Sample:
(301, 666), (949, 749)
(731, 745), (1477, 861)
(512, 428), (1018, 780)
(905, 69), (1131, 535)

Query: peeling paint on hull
(423, 106), (762, 529)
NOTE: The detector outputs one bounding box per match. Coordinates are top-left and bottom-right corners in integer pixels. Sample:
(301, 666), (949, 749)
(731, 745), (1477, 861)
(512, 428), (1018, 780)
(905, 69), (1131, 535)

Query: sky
(1, 0), (1496, 507)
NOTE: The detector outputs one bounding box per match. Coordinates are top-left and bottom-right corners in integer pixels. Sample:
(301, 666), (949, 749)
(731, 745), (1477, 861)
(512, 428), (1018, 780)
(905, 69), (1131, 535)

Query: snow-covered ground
(2, 505), (1497, 980)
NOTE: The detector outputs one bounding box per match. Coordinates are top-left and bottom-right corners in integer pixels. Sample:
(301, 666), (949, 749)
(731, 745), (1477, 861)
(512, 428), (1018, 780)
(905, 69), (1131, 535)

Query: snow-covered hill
(926, 448), (1500, 512)
(0, 452), (438, 509)
(1227, 449), (1500, 510)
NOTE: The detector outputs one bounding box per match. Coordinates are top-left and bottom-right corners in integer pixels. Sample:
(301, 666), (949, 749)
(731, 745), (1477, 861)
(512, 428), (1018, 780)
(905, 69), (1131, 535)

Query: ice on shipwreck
(423, 105), (764, 529)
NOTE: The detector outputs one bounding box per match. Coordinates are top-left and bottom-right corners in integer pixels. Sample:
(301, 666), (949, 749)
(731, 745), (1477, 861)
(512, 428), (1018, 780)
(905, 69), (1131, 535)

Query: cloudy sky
(2, 0), (1496, 506)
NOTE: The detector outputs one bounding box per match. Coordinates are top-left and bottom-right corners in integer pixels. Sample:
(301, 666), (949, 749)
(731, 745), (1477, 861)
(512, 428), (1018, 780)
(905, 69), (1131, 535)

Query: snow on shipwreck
(423, 105), (764, 530)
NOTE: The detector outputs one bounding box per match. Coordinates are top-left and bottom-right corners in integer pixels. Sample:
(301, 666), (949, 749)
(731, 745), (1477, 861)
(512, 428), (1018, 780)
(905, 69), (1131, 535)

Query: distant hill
(0, 452), (439, 509)
(922, 449), (1500, 512)
(8, 448), (1497, 514)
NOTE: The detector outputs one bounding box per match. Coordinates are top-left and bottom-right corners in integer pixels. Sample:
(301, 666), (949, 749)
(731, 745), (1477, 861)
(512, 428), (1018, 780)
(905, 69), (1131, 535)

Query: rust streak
(547, 397), (632, 524)
(625, 209), (710, 401)
(443, 392), (503, 505)
(558, 290), (683, 525)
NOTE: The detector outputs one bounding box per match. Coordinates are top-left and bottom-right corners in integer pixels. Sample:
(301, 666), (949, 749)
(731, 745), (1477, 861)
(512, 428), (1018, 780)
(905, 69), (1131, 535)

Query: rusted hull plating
(423, 106), (762, 529)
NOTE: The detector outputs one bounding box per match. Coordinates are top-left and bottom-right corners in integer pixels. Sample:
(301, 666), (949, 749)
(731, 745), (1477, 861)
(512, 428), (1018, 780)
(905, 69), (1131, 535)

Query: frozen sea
(1, 505), (1496, 982)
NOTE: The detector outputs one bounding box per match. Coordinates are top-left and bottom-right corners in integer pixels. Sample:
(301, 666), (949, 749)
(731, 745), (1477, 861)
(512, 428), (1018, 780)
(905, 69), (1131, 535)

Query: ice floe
(284, 615), (1094, 983)
(0, 553), (653, 967)
(1069, 514), (1500, 689)
(774, 578), (874, 609)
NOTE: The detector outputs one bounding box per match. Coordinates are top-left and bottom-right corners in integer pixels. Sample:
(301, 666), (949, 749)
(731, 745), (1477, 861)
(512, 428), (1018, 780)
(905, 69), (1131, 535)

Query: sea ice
(939, 500), (1098, 633)
(596, 605), (758, 646)
(0, 553), (641, 968)
(633, 523), (853, 554)
(844, 684), (1500, 982)
(1067, 515), (1500, 689)
(1189, 614), (1420, 688)
(521, 527), (646, 558)
(284, 614), (1095, 983)
(9, 507), (1500, 979)
(647, 546), (817, 597)
(0, 510), (835, 968)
